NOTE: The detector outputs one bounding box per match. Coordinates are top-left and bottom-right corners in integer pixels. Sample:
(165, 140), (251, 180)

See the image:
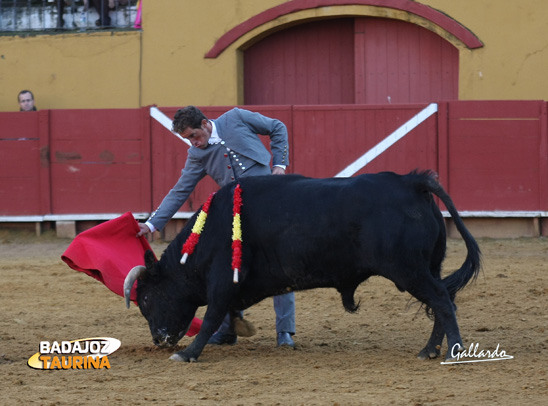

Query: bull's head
(123, 250), (196, 348)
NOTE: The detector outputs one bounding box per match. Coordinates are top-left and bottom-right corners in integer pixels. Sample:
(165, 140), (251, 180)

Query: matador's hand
(136, 223), (151, 237)
(271, 167), (286, 175)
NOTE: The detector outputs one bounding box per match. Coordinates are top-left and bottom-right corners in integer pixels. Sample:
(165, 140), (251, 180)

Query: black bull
(124, 171), (481, 362)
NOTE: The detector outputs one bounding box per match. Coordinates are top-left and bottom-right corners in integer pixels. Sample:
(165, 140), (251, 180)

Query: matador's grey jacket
(147, 108), (290, 231)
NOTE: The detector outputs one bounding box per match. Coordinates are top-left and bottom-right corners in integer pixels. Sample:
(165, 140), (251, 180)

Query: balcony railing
(0, 0), (140, 33)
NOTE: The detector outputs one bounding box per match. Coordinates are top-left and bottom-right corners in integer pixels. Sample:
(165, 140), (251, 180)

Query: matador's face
(180, 119), (212, 149)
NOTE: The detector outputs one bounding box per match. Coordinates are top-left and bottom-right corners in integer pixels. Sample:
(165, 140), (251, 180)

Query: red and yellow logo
(27, 337), (121, 370)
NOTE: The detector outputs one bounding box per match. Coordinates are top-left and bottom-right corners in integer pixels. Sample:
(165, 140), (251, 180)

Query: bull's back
(234, 173), (443, 287)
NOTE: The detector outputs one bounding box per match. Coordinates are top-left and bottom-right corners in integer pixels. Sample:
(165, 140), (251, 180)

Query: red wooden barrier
(0, 108), (152, 217)
(0, 110), (50, 215)
(47, 108), (152, 214)
(444, 100), (547, 211)
(291, 104), (437, 177)
(1, 101), (547, 228)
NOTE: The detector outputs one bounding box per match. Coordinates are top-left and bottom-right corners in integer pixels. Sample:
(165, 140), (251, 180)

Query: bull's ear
(144, 250), (156, 268)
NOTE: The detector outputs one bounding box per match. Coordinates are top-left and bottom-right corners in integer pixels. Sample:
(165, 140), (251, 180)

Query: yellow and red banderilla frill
(231, 184), (243, 283)
(180, 191), (216, 264)
(180, 184), (243, 284)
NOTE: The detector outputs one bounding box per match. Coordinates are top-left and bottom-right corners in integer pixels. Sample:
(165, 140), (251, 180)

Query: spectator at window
(90, 0), (111, 27)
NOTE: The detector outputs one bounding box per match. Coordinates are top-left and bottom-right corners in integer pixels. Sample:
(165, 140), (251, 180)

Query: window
(0, 0), (140, 32)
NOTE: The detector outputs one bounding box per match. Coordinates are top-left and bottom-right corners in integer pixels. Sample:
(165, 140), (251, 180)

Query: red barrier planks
(447, 101), (544, 211)
(0, 112), (43, 215)
(1, 102), (547, 219)
(292, 104), (438, 178)
(49, 109), (149, 214)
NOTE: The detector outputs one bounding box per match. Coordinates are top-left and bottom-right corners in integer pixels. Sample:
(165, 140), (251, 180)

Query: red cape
(61, 212), (202, 337)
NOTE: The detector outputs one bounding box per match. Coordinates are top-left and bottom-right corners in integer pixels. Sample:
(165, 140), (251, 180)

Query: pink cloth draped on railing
(134, 0), (142, 29)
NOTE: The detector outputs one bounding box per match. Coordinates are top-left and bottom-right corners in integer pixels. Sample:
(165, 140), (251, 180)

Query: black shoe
(208, 332), (237, 345)
(276, 332), (295, 348)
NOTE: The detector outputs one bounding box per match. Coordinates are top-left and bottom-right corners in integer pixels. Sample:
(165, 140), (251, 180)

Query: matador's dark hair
(172, 106), (208, 133)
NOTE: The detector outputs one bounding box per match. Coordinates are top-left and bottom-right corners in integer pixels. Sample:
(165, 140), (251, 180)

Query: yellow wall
(428, 0), (548, 100)
(0, 31), (141, 111)
(139, 0), (284, 108)
(2, 0), (548, 112)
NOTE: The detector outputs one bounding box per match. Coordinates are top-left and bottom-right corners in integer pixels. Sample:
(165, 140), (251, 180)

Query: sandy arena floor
(1, 229), (547, 405)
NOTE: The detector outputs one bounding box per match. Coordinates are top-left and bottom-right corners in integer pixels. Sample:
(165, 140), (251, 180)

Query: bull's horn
(123, 265), (146, 309)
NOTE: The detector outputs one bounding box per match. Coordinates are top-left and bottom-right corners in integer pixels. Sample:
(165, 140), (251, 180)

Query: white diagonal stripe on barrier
(335, 103), (438, 178)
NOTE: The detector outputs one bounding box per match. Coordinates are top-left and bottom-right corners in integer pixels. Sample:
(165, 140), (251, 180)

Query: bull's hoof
(417, 345), (441, 360)
(444, 343), (464, 361)
(234, 318), (257, 337)
(169, 352), (197, 362)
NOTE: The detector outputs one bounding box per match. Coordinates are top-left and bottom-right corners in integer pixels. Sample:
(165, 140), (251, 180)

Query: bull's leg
(418, 239), (448, 360)
(406, 276), (463, 361)
(170, 304), (230, 362)
(418, 299), (460, 360)
(417, 315), (444, 360)
(171, 262), (237, 362)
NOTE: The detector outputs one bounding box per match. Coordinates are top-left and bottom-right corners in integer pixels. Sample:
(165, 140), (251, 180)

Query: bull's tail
(416, 171), (482, 298)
